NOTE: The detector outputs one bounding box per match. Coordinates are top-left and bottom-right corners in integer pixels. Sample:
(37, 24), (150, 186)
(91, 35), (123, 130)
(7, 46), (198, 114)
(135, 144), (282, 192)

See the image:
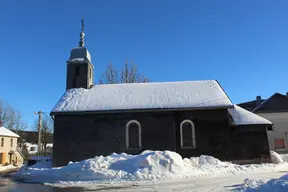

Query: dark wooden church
(50, 24), (272, 167)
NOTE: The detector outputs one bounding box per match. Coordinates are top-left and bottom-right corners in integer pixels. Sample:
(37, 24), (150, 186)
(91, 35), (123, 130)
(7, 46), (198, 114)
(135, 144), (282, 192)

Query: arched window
(126, 120), (142, 149)
(180, 120), (196, 148)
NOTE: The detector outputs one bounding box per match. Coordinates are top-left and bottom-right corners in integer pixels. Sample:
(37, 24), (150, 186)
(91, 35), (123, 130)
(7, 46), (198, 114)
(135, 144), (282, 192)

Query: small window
(1, 138), (4, 147)
(275, 138), (285, 149)
(180, 120), (196, 148)
(90, 68), (92, 79)
(10, 138), (13, 147)
(126, 120), (141, 149)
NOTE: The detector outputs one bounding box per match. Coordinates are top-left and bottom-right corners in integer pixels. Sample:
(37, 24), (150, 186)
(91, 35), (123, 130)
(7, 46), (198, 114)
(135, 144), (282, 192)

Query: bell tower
(66, 18), (94, 90)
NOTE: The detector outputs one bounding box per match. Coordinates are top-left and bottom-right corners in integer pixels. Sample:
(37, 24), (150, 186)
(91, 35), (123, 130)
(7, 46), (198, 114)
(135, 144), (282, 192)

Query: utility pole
(34, 111), (42, 156)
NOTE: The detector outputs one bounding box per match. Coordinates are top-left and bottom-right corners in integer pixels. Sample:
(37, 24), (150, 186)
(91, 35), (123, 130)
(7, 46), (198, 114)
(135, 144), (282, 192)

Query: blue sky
(1, 0), (288, 129)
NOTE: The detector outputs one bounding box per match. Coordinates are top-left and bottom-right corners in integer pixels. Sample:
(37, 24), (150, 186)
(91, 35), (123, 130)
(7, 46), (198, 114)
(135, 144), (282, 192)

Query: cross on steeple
(81, 17), (84, 33)
(79, 17), (85, 47)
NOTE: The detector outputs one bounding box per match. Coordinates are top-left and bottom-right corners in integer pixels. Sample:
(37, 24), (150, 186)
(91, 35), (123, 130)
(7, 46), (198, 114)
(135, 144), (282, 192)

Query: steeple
(66, 18), (94, 90)
(79, 17), (85, 47)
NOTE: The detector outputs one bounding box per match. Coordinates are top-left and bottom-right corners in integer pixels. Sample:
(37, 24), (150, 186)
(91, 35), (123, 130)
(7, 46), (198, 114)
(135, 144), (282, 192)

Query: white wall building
(238, 93), (288, 152)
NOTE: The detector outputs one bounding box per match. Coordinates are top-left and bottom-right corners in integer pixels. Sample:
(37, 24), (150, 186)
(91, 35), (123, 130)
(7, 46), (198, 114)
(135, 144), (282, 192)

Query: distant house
(50, 27), (273, 167)
(0, 127), (24, 166)
(238, 93), (288, 152)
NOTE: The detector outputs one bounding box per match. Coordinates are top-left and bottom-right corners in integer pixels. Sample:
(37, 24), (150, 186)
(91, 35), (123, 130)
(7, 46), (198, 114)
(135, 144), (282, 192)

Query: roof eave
(215, 80), (234, 106)
(0, 135), (19, 138)
(231, 123), (272, 126)
(50, 105), (233, 116)
(66, 60), (95, 68)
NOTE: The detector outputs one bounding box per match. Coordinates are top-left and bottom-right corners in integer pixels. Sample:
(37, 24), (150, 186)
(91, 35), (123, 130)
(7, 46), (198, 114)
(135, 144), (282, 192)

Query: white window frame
(180, 119), (196, 149)
(126, 120), (142, 149)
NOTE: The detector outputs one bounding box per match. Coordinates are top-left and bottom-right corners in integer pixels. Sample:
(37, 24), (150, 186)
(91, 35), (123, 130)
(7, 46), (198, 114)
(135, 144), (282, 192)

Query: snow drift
(235, 152), (288, 191)
(14, 150), (288, 184)
(236, 174), (288, 192)
(270, 151), (284, 164)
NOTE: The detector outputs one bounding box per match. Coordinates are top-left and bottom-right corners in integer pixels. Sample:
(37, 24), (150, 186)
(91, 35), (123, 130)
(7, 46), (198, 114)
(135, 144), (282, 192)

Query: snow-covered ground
(234, 153), (288, 191)
(0, 165), (16, 172)
(42, 171), (286, 192)
(12, 150), (288, 192)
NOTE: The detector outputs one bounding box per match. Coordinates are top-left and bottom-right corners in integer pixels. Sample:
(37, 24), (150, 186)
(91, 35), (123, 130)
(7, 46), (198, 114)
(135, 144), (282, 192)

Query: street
(0, 176), (83, 192)
(2, 170), (286, 192)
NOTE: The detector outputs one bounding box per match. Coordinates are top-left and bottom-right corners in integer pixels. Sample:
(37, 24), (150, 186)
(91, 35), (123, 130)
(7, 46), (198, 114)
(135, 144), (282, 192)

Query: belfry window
(75, 66), (80, 76)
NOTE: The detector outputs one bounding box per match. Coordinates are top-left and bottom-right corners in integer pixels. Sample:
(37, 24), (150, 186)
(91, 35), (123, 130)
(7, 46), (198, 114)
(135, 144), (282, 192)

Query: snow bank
(236, 175), (288, 191)
(280, 153), (288, 162)
(13, 150), (288, 184)
(29, 156), (52, 161)
(235, 152), (288, 191)
(0, 165), (16, 172)
(15, 151), (186, 182)
(270, 151), (284, 164)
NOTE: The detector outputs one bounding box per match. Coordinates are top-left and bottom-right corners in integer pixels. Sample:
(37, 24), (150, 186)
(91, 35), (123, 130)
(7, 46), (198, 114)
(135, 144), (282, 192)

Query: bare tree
(0, 99), (27, 133)
(100, 61), (149, 84)
(33, 115), (53, 156)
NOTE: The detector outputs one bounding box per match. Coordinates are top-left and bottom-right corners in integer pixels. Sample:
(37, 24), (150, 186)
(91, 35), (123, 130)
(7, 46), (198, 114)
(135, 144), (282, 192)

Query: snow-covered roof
(0, 127), (20, 138)
(228, 105), (272, 125)
(68, 47), (91, 63)
(52, 80), (233, 113)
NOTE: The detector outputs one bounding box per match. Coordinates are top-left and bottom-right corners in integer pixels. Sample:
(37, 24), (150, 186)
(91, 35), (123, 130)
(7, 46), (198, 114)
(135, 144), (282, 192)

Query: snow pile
(28, 156), (52, 169)
(0, 165), (16, 172)
(52, 80), (233, 113)
(235, 152), (288, 191)
(280, 153), (288, 162)
(14, 151), (288, 184)
(109, 151), (185, 180)
(29, 161), (52, 169)
(15, 151), (186, 182)
(271, 151), (284, 164)
(236, 175), (288, 191)
(184, 155), (229, 169)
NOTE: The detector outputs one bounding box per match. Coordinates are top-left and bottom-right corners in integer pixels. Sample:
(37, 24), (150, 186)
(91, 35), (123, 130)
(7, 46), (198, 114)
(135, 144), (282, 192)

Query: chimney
(256, 95), (262, 107)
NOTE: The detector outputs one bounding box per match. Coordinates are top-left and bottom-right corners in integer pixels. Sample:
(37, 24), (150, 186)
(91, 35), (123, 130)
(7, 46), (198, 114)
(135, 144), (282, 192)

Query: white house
(0, 126), (24, 166)
(238, 93), (288, 152)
